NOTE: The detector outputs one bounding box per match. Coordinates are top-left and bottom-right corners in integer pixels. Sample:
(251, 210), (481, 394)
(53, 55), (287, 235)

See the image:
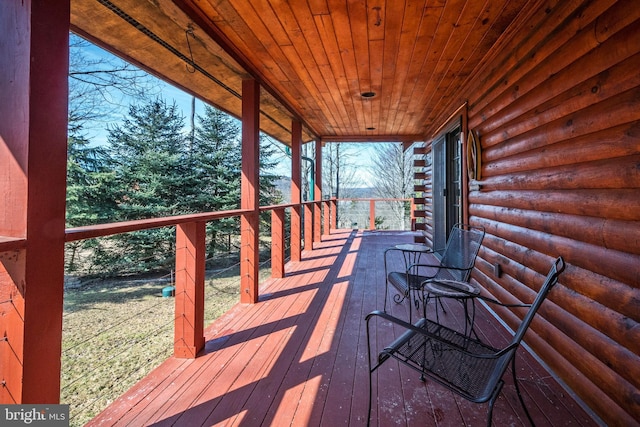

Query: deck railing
(0, 196), (415, 426)
(62, 197), (412, 358)
(0, 197), (412, 362)
(0, 236), (27, 252)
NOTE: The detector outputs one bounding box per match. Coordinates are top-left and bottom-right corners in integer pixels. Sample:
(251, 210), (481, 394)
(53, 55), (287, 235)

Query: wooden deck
(87, 230), (598, 427)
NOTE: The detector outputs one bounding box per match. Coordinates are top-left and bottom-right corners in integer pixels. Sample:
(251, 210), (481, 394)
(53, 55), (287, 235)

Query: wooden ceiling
(70, 0), (532, 145)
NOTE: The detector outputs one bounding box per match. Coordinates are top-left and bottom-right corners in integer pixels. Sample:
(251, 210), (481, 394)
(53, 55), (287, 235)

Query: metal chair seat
(383, 223), (485, 323)
(368, 256), (566, 427)
(380, 316), (509, 402)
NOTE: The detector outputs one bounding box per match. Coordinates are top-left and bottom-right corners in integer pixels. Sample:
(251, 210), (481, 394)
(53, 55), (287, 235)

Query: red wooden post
(323, 201), (331, 236)
(411, 199), (416, 230)
(331, 199), (337, 230)
(304, 203), (313, 251)
(314, 139), (323, 242)
(0, 1), (69, 403)
(313, 201), (321, 242)
(290, 121), (302, 262)
(370, 200), (376, 230)
(174, 222), (205, 358)
(240, 79), (260, 303)
(271, 208), (285, 278)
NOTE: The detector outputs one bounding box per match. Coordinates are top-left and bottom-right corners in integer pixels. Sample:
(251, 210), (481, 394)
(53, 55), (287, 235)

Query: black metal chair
(383, 223), (485, 323)
(367, 256), (566, 427)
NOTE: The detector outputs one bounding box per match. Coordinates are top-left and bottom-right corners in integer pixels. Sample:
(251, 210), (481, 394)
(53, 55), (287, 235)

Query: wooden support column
(240, 79), (260, 303)
(314, 139), (322, 242)
(290, 121), (302, 262)
(271, 208), (285, 278)
(370, 200), (376, 230)
(0, 1), (69, 403)
(174, 222), (205, 358)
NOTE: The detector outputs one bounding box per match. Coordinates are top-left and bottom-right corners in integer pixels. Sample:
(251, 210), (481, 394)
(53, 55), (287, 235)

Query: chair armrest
(384, 247), (435, 285)
(475, 294), (532, 308)
(404, 262), (443, 277)
(407, 262), (471, 272)
(366, 310), (425, 334)
(405, 263), (472, 284)
(384, 245), (433, 256)
(424, 279), (533, 308)
(383, 246), (401, 256)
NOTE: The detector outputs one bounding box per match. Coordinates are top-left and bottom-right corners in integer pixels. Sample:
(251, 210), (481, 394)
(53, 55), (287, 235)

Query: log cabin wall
(413, 143), (433, 245)
(422, 1), (640, 424)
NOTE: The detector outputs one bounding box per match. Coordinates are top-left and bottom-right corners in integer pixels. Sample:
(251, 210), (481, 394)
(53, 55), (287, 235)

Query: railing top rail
(0, 197), (410, 247)
(65, 208), (249, 242)
(336, 198), (411, 202)
(0, 236), (27, 252)
(259, 202), (298, 212)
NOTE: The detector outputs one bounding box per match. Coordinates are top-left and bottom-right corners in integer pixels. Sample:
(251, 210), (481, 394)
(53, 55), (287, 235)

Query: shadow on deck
(87, 230), (597, 426)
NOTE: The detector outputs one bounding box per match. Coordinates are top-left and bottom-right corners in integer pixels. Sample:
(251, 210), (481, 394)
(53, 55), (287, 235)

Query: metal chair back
(434, 223), (485, 281)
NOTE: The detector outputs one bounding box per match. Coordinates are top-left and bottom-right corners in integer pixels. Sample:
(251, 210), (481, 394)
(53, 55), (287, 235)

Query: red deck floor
(87, 230), (598, 426)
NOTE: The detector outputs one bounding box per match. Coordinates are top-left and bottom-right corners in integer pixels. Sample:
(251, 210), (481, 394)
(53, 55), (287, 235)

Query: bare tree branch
(68, 33), (160, 133)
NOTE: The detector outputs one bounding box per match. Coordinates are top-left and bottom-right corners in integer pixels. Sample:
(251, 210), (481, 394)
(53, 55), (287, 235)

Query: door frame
(432, 121), (463, 254)
(430, 102), (470, 255)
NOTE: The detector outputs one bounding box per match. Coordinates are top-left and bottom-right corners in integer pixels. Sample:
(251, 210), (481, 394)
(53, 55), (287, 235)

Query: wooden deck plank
(225, 246), (341, 426)
(87, 357), (189, 427)
(112, 268), (306, 426)
(311, 232), (371, 426)
(345, 232), (390, 427)
(156, 253), (332, 426)
(368, 242), (399, 425)
(240, 240), (337, 425)
(367, 233), (442, 426)
(262, 231), (360, 426)
(86, 230), (598, 427)
(121, 301), (280, 425)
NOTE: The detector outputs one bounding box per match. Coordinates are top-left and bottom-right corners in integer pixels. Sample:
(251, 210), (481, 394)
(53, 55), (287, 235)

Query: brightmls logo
(1, 405), (69, 426)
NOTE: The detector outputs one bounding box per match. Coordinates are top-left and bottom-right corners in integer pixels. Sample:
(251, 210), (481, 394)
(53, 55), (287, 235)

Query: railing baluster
(304, 203), (313, 251)
(330, 199), (337, 230)
(314, 201), (322, 243)
(323, 200), (330, 236)
(271, 208), (285, 279)
(370, 200), (376, 230)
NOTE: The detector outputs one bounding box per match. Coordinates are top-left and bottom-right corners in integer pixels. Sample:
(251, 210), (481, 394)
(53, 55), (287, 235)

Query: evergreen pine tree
(67, 98), (286, 276)
(66, 132), (119, 272)
(67, 134), (118, 227)
(258, 136), (284, 237)
(190, 106), (242, 256)
(99, 98), (187, 274)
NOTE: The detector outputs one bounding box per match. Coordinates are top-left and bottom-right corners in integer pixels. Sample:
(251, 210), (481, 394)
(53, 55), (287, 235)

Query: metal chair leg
(366, 321), (374, 427)
(511, 356), (535, 426)
(486, 380), (504, 427)
(367, 372), (373, 427)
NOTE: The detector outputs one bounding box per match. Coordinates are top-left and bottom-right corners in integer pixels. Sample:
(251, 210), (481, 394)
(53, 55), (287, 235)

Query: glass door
(432, 124), (462, 255)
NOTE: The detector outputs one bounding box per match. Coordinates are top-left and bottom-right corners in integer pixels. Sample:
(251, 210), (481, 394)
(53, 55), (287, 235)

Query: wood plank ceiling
(70, 0), (531, 145)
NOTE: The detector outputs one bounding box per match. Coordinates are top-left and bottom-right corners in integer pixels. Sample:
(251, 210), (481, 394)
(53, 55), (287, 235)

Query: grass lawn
(61, 263), (271, 426)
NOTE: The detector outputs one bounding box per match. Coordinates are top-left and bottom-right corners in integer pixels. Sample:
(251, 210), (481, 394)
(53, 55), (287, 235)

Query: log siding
(422, 1), (640, 424)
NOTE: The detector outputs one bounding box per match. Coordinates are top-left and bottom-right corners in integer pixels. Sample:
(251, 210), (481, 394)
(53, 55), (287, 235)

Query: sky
(74, 35), (380, 188)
